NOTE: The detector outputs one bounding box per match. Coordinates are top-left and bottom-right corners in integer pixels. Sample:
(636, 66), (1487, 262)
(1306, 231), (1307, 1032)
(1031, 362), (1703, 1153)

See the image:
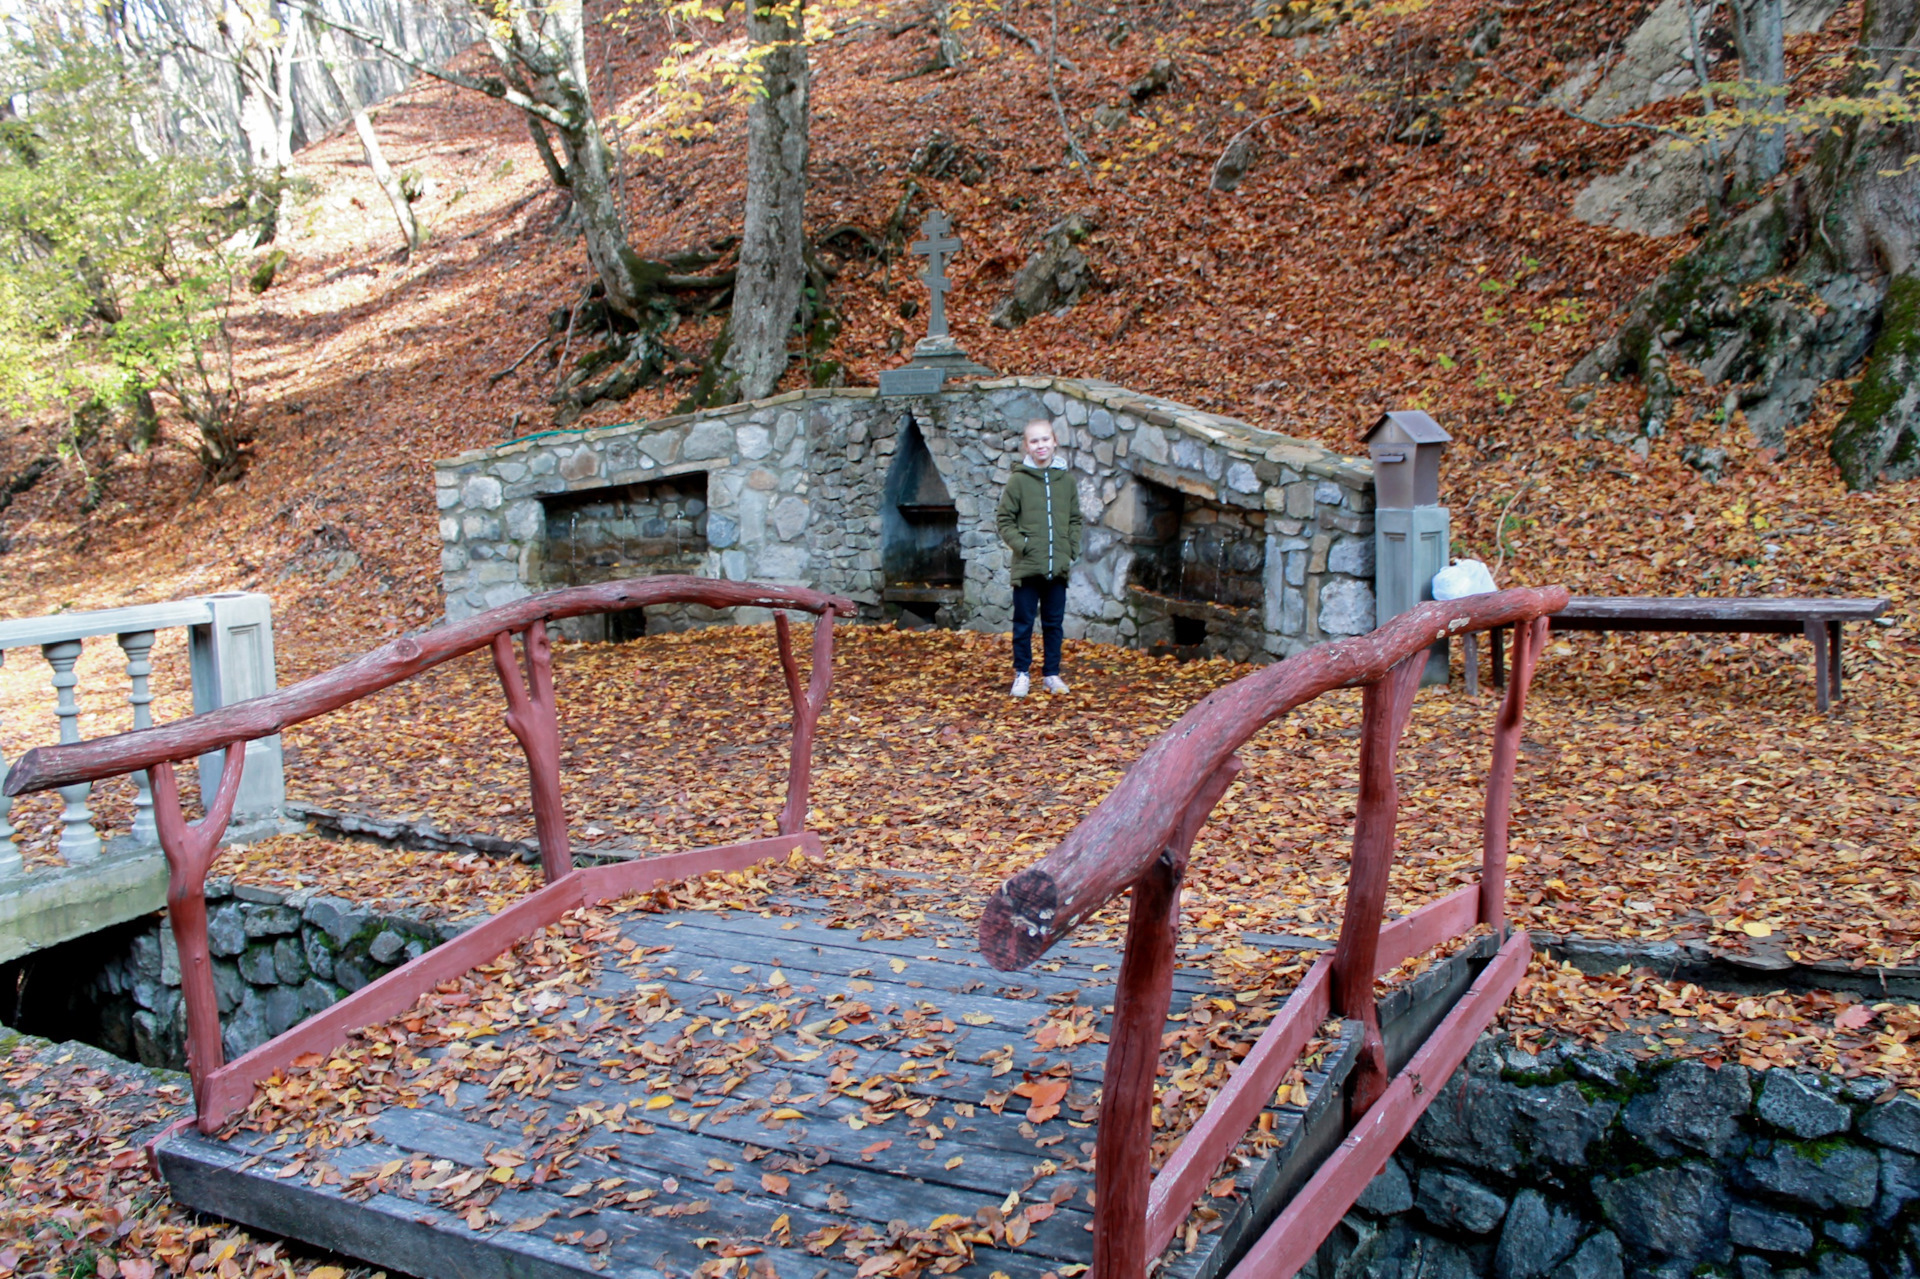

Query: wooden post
(1828, 619), (1843, 705)
(775, 608), (837, 836)
(491, 621), (573, 881)
(1480, 617), (1546, 932)
(1803, 619), (1830, 713)
(151, 748), (248, 1131)
(1093, 759), (1240, 1279)
(1328, 655), (1423, 1124)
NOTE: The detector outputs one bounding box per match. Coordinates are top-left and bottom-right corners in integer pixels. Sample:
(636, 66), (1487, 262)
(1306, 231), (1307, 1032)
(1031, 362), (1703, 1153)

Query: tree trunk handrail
(976, 584), (1568, 1279)
(977, 586), (1568, 970)
(3, 575), (852, 1134)
(4, 577), (851, 799)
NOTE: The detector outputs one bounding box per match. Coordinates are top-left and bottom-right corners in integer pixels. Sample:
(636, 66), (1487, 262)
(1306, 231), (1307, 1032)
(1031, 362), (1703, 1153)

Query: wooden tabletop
(1549, 596), (1889, 630)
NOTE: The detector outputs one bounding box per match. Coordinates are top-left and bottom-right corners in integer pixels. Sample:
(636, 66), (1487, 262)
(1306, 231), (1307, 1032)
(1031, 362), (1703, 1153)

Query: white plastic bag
(1432, 558), (1497, 601)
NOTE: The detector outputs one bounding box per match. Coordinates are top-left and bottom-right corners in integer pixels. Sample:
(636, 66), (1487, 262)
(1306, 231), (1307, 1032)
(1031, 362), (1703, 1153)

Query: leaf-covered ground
(3, 0), (1919, 1273)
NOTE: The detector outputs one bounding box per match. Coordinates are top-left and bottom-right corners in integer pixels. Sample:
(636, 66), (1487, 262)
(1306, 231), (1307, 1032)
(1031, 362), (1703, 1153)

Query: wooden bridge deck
(156, 894), (1349, 1279)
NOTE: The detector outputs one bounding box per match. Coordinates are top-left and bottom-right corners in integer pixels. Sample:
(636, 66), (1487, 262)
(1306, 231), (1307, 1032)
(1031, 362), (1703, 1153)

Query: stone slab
(0, 849), (169, 964)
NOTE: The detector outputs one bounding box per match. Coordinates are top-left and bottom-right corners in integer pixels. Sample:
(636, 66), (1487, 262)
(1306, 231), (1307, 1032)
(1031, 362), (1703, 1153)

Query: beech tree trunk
(310, 0), (659, 320)
(724, 0), (811, 402)
(309, 18), (419, 254)
(222, 1), (301, 245)
(1730, 0), (1787, 183)
(1570, 0), (1920, 488)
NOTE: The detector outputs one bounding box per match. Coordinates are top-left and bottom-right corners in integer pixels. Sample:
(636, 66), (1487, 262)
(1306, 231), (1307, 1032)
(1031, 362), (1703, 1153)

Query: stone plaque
(879, 366), (947, 397)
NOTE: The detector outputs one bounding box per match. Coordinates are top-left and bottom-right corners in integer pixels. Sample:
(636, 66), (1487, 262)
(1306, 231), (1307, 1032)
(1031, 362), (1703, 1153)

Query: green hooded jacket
(996, 459), (1084, 581)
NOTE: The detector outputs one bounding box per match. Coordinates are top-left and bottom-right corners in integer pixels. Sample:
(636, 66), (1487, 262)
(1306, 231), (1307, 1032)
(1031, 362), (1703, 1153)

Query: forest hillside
(0, 0), (1912, 666)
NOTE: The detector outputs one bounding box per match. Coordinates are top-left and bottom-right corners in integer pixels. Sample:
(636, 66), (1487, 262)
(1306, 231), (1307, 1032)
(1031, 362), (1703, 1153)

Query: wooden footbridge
(4, 576), (1566, 1279)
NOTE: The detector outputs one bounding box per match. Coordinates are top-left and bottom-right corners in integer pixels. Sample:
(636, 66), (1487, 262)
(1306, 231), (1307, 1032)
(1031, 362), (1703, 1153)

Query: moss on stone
(1833, 269), (1920, 488)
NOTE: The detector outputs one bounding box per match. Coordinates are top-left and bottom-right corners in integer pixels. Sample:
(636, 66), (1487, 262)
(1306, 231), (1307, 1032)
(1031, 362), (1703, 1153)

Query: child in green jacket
(995, 419), (1083, 697)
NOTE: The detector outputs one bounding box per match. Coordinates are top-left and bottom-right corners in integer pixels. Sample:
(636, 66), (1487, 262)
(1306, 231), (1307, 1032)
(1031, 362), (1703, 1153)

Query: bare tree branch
(1046, 0), (1092, 181)
(282, 0), (578, 131)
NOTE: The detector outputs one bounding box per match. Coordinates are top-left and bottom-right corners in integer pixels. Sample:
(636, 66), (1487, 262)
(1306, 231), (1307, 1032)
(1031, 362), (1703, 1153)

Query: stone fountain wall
(435, 377), (1378, 662)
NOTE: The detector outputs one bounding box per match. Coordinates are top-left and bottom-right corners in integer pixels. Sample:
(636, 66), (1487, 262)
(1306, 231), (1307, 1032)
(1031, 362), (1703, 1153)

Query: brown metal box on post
(1366, 411), (1449, 508)
(1366, 411), (1452, 684)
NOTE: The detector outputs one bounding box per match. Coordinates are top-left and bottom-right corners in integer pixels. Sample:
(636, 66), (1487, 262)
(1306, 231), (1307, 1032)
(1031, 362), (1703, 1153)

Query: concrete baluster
(119, 630), (158, 847)
(41, 639), (101, 865)
(0, 650), (18, 877)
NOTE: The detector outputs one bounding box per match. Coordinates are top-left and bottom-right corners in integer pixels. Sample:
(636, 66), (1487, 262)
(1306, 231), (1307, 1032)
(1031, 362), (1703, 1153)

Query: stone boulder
(1621, 1060), (1751, 1157)
(990, 213), (1099, 330)
(1592, 1162), (1731, 1267)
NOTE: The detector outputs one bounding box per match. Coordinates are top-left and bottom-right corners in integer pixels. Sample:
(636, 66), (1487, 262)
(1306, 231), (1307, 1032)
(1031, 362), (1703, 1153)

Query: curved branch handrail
(979, 585), (1566, 1279)
(6, 575), (854, 1132)
(977, 584), (1568, 971)
(4, 576), (855, 797)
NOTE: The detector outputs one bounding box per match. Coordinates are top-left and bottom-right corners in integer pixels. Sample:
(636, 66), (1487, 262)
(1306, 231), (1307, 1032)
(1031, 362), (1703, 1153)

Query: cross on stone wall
(910, 210), (960, 341)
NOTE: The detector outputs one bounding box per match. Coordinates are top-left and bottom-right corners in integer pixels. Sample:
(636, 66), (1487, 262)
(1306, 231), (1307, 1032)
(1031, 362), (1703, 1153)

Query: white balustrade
(0, 651), (17, 878)
(120, 630), (158, 846)
(42, 638), (101, 865)
(0, 594), (287, 877)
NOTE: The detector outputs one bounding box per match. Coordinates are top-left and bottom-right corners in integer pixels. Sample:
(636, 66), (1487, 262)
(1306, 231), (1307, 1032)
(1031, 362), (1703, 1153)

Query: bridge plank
(160, 897), (1307, 1279)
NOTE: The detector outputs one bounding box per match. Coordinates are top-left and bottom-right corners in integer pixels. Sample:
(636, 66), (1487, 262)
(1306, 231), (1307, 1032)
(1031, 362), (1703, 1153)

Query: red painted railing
(4, 576), (852, 1132)
(978, 585), (1565, 1279)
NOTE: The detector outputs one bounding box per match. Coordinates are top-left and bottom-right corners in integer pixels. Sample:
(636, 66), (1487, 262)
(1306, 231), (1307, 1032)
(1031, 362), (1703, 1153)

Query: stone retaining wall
(89, 879), (465, 1070)
(1309, 1035), (1920, 1279)
(435, 377), (1377, 662)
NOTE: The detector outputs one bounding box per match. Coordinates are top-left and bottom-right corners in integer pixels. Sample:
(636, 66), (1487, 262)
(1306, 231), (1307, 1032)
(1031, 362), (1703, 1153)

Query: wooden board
(156, 898), (1336, 1279)
(1551, 595), (1888, 633)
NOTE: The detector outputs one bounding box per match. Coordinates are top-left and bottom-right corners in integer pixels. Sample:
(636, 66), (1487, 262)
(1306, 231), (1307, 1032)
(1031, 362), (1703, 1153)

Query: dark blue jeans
(1012, 576), (1068, 676)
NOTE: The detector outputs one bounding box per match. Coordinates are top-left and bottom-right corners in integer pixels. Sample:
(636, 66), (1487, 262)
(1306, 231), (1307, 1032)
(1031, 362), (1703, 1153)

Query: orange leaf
(1835, 1004), (1876, 1030)
(1012, 1080), (1069, 1107)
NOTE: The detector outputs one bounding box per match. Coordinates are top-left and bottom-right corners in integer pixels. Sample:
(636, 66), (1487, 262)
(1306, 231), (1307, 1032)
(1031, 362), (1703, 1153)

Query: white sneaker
(1043, 676), (1070, 695)
(1010, 672), (1031, 698)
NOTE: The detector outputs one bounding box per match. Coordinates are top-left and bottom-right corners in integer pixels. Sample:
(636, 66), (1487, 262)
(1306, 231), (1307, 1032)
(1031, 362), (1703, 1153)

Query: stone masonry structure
(436, 377), (1378, 662)
(1306, 1034), (1920, 1279)
(85, 878), (463, 1070)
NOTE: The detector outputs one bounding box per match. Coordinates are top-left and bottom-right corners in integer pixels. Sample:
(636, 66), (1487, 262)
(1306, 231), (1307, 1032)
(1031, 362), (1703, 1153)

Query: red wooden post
(775, 608), (838, 836)
(1327, 654), (1424, 1124)
(150, 748), (247, 1132)
(491, 620), (572, 881)
(1479, 617), (1547, 932)
(1093, 758), (1241, 1279)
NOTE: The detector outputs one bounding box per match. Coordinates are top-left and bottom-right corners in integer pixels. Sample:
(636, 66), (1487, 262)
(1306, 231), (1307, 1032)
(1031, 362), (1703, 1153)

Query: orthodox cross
(909, 210), (961, 341)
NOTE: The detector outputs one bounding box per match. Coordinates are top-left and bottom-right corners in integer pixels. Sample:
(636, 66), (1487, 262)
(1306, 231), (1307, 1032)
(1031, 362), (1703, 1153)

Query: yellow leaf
(889, 958), (907, 974)
(771, 1108), (804, 1119)
(647, 1094), (676, 1109)
(1743, 921), (1773, 938)
(962, 1013), (994, 1026)
(945, 1155), (964, 1169)
(311, 1270), (346, 1279)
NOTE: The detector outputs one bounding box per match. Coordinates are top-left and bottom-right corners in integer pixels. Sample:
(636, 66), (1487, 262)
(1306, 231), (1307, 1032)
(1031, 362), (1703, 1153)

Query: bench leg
(1491, 625), (1506, 689)
(1830, 620), (1843, 704)
(1463, 632), (1480, 697)
(1805, 619), (1831, 713)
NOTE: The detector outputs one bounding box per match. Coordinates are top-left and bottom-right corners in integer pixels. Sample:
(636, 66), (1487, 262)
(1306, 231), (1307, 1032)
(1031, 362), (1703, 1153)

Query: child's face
(1024, 422), (1056, 465)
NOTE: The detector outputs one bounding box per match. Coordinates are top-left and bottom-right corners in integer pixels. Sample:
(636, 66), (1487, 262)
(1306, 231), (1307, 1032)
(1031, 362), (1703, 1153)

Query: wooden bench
(1476, 596), (1889, 712)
